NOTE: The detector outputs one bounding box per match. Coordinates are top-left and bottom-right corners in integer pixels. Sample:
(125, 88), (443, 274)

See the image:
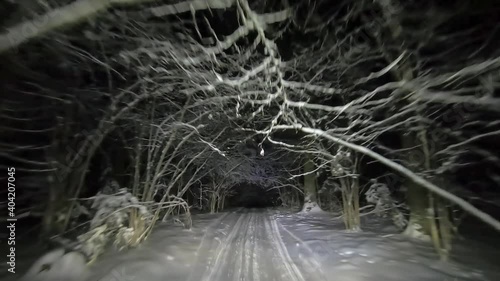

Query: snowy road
(85, 208), (327, 281)
(66, 208), (499, 281)
(194, 208), (311, 281)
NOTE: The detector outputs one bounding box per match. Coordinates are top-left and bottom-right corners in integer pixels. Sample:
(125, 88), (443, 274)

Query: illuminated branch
(263, 125), (500, 232)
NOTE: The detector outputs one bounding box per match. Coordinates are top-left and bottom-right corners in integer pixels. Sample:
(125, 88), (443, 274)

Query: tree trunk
(302, 156), (319, 212)
(369, 0), (443, 241)
(403, 179), (433, 239)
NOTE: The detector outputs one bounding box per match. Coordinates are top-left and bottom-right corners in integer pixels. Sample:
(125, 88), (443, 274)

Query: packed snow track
(87, 208), (328, 281)
(196, 209), (309, 281)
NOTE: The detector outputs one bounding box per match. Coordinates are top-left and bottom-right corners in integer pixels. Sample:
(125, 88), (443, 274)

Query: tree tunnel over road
(225, 184), (281, 208)
(1, 0), (500, 280)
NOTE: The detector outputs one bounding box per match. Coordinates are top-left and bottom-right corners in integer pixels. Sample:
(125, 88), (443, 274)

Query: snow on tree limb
(267, 124), (500, 232)
(0, 0), (246, 53)
(1, 0), (110, 53)
(149, 0), (236, 17)
(0, 0), (171, 53)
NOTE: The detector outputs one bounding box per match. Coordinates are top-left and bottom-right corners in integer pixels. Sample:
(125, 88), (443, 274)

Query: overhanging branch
(267, 124), (500, 232)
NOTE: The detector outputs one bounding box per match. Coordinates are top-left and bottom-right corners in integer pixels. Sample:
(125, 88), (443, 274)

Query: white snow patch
(403, 222), (431, 241)
(299, 201), (327, 214)
(20, 249), (88, 281)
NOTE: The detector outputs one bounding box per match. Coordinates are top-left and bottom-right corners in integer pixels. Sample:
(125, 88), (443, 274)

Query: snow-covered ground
(275, 211), (499, 281)
(8, 208), (500, 281)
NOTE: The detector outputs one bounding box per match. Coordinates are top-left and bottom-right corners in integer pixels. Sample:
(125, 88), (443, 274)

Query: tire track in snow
(233, 212), (247, 281)
(239, 211), (255, 281)
(266, 211), (306, 281)
(201, 210), (247, 281)
(187, 210), (235, 281)
(250, 212), (260, 281)
(257, 209), (290, 281)
(275, 218), (327, 281)
(197, 209), (321, 281)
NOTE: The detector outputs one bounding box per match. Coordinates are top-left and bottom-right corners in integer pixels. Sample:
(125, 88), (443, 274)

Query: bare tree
(2, 0), (500, 264)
